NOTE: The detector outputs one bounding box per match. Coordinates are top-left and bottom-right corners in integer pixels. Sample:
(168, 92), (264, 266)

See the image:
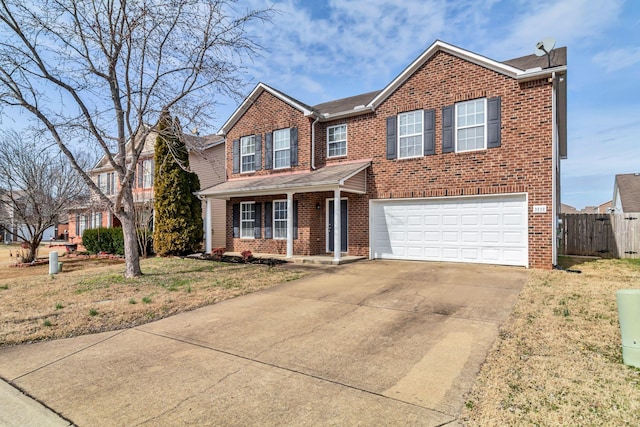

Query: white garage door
(370, 194), (528, 266)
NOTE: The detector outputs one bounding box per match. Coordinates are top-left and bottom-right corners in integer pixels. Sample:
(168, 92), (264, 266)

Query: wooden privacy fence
(559, 213), (640, 258)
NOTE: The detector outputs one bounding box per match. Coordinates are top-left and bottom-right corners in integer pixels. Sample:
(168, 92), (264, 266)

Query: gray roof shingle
(503, 47), (567, 70)
(199, 161), (371, 197)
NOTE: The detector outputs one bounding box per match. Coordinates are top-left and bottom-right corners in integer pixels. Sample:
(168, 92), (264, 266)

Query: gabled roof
(367, 40), (567, 109)
(218, 40), (568, 133)
(218, 83), (315, 135)
(614, 173), (640, 212)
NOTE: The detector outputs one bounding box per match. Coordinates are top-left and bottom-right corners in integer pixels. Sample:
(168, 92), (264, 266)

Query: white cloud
(486, 0), (624, 58)
(593, 46), (640, 72)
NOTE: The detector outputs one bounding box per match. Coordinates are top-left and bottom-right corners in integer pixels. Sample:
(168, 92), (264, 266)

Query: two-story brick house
(198, 40), (567, 268)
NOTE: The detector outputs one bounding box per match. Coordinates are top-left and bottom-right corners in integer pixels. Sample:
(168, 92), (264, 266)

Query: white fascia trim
(219, 83), (314, 135)
(311, 106), (376, 121)
(516, 66), (567, 82)
(367, 40), (525, 109)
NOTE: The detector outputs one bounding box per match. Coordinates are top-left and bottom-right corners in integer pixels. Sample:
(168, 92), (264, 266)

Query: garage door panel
(371, 195), (528, 266)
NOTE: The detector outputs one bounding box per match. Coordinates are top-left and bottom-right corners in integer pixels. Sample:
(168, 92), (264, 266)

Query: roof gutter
(516, 65), (567, 82)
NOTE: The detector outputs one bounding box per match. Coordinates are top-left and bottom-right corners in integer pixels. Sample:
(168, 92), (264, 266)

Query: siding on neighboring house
(189, 141), (226, 248)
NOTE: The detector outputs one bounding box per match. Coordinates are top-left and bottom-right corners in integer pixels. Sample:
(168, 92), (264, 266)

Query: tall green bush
(82, 227), (149, 256)
(153, 110), (203, 256)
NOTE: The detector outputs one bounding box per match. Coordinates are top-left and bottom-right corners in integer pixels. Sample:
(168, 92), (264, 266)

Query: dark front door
(328, 199), (348, 252)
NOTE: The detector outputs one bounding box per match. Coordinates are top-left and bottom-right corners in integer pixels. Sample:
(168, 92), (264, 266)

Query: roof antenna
(535, 37), (556, 68)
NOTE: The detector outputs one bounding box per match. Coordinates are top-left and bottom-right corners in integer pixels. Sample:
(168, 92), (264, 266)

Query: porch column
(205, 198), (212, 253)
(333, 188), (341, 263)
(286, 192), (294, 258)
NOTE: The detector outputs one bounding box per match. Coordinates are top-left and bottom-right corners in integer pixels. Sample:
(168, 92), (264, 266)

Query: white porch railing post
(205, 198), (212, 253)
(286, 192), (294, 258)
(333, 188), (341, 263)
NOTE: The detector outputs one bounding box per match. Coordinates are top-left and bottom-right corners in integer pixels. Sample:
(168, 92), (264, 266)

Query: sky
(223, 0), (638, 210)
(1, 0), (638, 210)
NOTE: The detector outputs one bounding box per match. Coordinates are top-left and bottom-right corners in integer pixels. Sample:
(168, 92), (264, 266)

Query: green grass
(89, 309), (98, 316)
(0, 284), (8, 290)
(43, 320), (52, 327)
(129, 298), (137, 304)
(55, 303), (63, 310)
(142, 296), (152, 304)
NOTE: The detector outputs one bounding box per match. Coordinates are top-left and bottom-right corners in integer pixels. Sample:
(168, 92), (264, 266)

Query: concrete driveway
(0, 260), (526, 426)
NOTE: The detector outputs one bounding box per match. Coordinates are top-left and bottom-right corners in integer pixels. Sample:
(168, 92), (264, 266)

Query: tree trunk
(28, 239), (40, 263)
(121, 191), (142, 278)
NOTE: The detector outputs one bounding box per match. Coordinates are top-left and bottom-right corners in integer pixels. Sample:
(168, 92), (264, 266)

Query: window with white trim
(240, 135), (256, 173)
(398, 110), (423, 158)
(97, 172), (116, 195)
(142, 159), (154, 188)
(240, 202), (255, 239)
(456, 98), (486, 152)
(273, 200), (288, 239)
(273, 129), (290, 169)
(92, 212), (102, 228)
(327, 124), (347, 157)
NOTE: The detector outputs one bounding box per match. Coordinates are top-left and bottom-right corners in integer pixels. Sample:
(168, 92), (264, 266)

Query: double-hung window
(273, 129), (290, 169)
(106, 172), (115, 195)
(240, 202), (255, 239)
(398, 110), (423, 159)
(327, 124), (347, 157)
(241, 135), (256, 173)
(140, 159), (154, 188)
(456, 98), (486, 152)
(273, 200), (288, 239)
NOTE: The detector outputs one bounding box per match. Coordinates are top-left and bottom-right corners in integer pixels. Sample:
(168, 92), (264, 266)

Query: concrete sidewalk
(0, 260), (526, 426)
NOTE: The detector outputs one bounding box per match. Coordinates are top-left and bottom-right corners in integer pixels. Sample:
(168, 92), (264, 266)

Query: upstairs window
(97, 172), (116, 195)
(327, 124), (347, 158)
(241, 135), (256, 173)
(273, 129), (290, 169)
(398, 110), (423, 159)
(137, 159), (154, 188)
(456, 98), (486, 152)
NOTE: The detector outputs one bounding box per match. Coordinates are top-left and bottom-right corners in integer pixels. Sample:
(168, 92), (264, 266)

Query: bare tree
(0, 0), (270, 277)
(0, 130), (88, 263)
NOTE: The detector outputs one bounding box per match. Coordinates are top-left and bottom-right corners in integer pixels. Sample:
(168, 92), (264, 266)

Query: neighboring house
(0, 190), (57, 243)
(68, 132), (157, 243)
(561, 203), (580, 214)
(583, 200), (613, 214)
(613, 173), (640, 213)
(188, 135), (227, 251)
(198, 40), (568, 268)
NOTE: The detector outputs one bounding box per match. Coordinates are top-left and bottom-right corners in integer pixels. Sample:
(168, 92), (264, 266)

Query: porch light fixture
(316, 203), (321, 210)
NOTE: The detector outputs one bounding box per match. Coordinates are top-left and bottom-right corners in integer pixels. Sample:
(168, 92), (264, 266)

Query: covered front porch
(197, 160), (371, 263)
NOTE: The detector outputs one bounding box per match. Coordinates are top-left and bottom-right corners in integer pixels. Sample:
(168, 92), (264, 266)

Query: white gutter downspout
(551, 71), (558, 266)
(311, 116), (319, 170)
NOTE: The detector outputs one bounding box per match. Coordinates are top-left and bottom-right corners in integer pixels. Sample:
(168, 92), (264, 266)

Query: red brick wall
(226, 91), (313, 178)
(223, 51), (556, 268)
(225, 192), (369, 257)
(315, 51), (554, 268)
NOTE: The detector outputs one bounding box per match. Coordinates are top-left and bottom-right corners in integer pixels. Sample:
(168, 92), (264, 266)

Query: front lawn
(0, 249), (306, 347)
(462, 257), (640, 425)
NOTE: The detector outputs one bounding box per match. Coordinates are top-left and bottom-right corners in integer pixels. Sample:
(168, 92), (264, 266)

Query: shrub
(82, 227), (151, 257)
(153, 110), (203, 256)
(82, 227), (124, 256)
(212, 247), (225, 260)
(241, 250), (253, 263)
